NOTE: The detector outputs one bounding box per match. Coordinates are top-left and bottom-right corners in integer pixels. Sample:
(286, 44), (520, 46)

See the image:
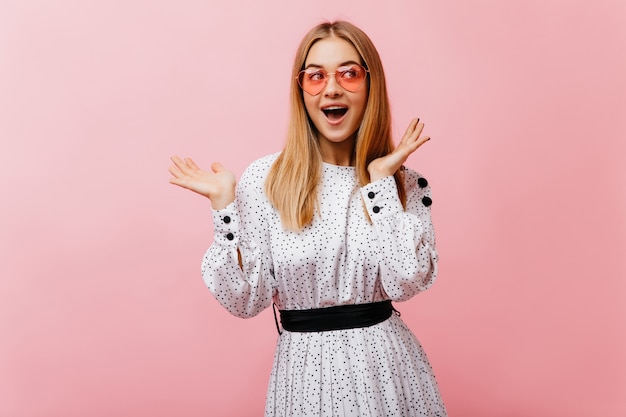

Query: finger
(403, 119), (426, 145)
(402, 118), (420, 140)
(417, 135), (430, 147)
(170, 155), (185, 165)
(411, 122), (425, 142)
(169, 176), (202, 193)
(169, 168), (192, 186)
(171, 155), (192, 174)
(399, 125), (425, 151)
(399, 133), (430, 157)
(211, 162), (224, 173)
(185, 158), (201, 170)
(408, 117), (420, 132)
(169, 177), (184, 186)
(411, 135), (431, 152)
(168, 164), (184, 178)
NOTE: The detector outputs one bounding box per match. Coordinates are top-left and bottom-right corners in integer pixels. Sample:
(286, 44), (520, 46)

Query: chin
(324, 132), (356, 143)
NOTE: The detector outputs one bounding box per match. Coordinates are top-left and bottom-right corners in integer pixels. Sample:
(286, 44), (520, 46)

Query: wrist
(211, 193), (235, 210)
(368, 169), (392, 183)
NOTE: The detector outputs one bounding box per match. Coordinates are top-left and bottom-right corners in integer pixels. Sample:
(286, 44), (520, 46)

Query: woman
(169, 20), (447, 417)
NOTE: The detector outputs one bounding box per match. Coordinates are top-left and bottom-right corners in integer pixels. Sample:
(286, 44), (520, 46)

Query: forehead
(304, 37), (361, 68)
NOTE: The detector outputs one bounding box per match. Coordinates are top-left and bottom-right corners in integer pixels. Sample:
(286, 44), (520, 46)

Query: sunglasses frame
(297, 64), (369, 96)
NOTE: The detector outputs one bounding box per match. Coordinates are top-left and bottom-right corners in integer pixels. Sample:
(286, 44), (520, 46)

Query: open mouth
(322, 106), (348, 121)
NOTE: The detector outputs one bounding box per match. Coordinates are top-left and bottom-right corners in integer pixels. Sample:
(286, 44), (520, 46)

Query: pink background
(1, 1), (625, 416)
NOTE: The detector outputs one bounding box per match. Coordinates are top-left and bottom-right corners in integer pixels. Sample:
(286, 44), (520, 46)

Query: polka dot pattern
(202, 153), (446, 416)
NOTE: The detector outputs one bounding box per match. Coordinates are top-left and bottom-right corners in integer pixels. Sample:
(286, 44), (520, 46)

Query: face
(302, 37), (368, 155)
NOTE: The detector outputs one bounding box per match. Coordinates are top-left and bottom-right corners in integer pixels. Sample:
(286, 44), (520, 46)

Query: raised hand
(367, 118), (430, 182)
(168, 156), (236, 210)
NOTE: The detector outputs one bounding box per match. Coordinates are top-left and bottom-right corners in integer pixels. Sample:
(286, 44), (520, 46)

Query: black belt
(274, 300), (397, 334)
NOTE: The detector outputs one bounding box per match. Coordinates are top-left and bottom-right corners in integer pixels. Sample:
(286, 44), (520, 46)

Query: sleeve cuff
(361, 176), (403, 220)
(211, 201), (239, 245)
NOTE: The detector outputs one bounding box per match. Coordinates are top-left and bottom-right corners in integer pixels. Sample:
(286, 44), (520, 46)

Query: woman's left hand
(367, 118), (430, 182)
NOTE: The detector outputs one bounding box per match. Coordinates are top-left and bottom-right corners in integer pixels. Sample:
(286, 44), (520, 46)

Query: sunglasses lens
(337, 65), (367, 92)
(298, 70), (326, 96)
(297, 65), (368, 95)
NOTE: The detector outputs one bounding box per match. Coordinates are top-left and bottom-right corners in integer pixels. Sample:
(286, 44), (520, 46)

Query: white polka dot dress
(202, 153), (447, 416)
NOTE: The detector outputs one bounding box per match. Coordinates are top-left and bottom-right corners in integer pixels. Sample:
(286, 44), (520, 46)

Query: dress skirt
(265, 314), (447, 417)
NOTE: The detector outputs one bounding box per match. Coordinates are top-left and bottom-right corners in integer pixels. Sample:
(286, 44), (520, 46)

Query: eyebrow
(304, 60), (361, 70)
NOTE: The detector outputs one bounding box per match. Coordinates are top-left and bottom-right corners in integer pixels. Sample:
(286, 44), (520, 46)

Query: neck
(318, 137), (356, 167)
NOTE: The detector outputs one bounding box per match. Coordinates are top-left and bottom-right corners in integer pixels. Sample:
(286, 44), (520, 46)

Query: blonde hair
(265, 21), (406, 230)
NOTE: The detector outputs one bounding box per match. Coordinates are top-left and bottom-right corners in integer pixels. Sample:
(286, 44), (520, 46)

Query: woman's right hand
(168, 156), (236, 210)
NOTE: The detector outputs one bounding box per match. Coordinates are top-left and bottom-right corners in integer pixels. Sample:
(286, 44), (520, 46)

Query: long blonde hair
(265, 21), (406, 230)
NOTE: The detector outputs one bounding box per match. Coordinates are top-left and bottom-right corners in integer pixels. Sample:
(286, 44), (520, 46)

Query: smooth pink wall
(1, 1), (624, 416)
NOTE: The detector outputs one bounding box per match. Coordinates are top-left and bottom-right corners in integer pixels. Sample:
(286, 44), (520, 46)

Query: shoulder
(245, 152), (280, 173)
(239, 152), (280, 190)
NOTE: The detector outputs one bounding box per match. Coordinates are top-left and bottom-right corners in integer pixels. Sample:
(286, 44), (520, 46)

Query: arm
(363, 118), (438, 300)
(361, 171), (438, 301)
(169, 156), (276, 318)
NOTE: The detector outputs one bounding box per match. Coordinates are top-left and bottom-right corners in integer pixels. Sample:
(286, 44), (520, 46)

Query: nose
(323, 73), (342, 97)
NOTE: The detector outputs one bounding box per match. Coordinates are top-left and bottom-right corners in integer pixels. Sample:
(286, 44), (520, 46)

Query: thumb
(211, 162), (225, 173)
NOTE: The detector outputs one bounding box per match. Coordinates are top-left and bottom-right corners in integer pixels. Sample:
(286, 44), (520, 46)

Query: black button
(226, 233), (234, 240)
(367, 191), (375, 199)
(418, 177), (428, 188)
(223, 216), (231, 224)
(422, 196), (432, 207)
(373, 206), (380, 213)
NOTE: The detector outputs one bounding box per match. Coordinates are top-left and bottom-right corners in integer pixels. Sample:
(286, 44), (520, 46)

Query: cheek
(303, 95), (317, 118)
(355, 92), (368, 118)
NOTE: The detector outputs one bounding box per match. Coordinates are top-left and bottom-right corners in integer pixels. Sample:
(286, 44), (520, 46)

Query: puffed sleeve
(360, 169), (438, 301)
(201, 157), (277, 318)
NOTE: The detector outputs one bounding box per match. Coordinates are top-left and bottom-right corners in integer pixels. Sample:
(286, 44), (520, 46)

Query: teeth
(323, 106), (346, 110)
